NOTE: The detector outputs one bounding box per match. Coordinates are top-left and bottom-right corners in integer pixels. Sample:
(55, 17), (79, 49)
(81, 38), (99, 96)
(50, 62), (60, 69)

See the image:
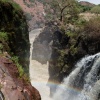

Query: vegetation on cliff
(0, 0), (30, 75)
(1, 0), (21, 10)
(0, 0), (41, 100)
(45, 0), (79, 24)
(91, 5), (100, 14)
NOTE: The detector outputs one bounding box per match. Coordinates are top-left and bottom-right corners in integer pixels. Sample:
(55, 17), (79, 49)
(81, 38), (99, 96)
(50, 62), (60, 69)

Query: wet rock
(32, 22), (59, 64)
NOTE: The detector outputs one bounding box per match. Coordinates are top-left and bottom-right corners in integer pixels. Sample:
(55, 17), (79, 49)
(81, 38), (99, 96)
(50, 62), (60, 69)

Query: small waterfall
(53, 53), (100, 100)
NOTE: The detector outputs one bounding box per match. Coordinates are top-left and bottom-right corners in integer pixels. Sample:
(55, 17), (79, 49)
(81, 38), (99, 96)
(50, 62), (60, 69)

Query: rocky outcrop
(32, 21), (58, 64)
(0, 56), (41, 100)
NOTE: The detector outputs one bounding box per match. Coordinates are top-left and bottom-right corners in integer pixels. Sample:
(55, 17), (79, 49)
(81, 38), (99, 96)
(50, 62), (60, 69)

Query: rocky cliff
(0, 56), (41, 100)
(0, 0), (41, 99)
(32, 21), (58, 64)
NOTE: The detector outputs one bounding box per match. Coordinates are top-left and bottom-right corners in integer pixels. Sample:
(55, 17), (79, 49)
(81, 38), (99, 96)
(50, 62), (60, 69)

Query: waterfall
(29, 29), (100, 100)
(53, 53), (100, 100)
(29, 29), (52, 100)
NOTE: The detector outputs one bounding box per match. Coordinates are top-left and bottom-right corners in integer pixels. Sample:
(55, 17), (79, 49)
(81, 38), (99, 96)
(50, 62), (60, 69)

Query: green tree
(45, 0), (79, 24)
(91, 6), (100, 15)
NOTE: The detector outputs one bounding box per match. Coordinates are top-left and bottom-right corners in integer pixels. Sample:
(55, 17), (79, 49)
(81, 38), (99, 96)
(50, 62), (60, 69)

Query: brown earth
(0, 55), (41, 100)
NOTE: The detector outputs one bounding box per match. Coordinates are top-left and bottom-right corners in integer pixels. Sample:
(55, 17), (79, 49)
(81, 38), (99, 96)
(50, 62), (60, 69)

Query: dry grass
(79, 12), (100, 21)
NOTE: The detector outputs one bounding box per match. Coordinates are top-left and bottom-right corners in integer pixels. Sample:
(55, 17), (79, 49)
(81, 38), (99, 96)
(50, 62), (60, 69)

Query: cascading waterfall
(53, 52), (100, 100)
(29, 29), (100, 100)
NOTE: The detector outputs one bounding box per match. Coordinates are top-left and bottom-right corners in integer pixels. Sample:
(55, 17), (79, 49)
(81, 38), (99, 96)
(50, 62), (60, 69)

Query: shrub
(83, 17), (100, 40)
(30, 0), (35, 3)
(11, 56), (24, 77)
(11, 56), (29, 82)
(75, 18), (87, 26)
(0, 32), (10, 53)
(0, 32), (8, 42)
(66, 31), (77, 38)
(79, 5), (92, 12)
(91, 6), (100, 15)
(1, 0), (21, 11)
(24, 13), (32, 21)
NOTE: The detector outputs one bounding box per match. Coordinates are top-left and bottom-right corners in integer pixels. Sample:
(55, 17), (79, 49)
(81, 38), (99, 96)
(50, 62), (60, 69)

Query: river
(29, 29), (52, 100)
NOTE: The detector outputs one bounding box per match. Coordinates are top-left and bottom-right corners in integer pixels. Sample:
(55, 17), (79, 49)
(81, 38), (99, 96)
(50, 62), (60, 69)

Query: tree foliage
(84, 17), (100, 40)
(45, 0), (79, 24)
(78, 4), (92, 12)
(91, 6), (100, 14)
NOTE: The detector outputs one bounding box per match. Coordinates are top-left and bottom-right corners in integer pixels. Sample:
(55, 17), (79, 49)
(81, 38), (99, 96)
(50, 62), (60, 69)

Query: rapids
(29, 29), (52, 100)
(53, 53), (100, 100)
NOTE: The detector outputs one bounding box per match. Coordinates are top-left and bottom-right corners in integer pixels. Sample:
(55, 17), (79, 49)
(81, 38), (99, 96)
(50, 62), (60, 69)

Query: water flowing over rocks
(29, 27), (100, 100)
(53, 53), (100, 100)
(29, 29), (52, 100)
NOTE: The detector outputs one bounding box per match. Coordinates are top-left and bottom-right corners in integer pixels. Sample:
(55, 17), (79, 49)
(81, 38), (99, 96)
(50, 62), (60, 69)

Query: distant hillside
(79, 1), (95, 7)
(13, 0), (96, 30)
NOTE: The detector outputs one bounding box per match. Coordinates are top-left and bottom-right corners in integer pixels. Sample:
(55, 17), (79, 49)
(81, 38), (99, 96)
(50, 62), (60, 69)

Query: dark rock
(32, 22), (59, 64)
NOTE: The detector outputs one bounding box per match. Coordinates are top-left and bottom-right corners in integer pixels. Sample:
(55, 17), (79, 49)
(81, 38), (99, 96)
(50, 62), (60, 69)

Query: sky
(79, 0), (100, 5)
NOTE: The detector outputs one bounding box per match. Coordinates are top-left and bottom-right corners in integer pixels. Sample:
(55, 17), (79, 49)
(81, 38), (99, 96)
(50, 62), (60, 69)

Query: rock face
(0, 56), (41, 100)
(32, 21), (58, 64)
(0, 1), (30, 73)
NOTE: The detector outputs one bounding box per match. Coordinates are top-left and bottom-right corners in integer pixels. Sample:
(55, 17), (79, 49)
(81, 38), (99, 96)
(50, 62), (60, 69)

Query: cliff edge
(0, 0), (41, 99)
